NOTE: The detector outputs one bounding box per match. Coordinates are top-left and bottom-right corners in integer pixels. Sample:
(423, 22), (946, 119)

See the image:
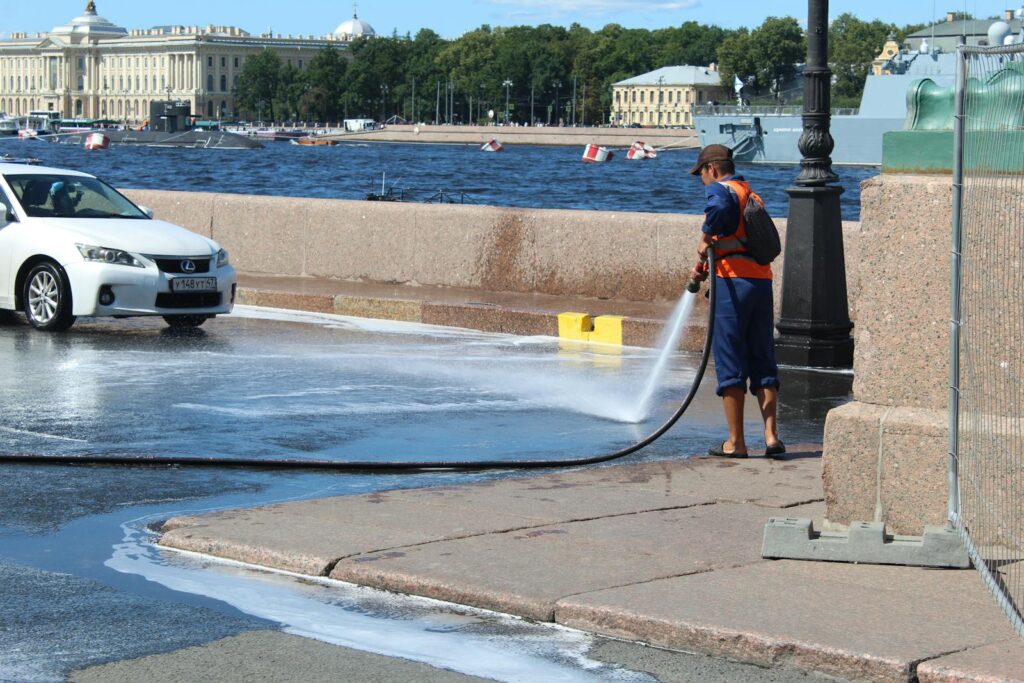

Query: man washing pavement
(688, 143), (785, 458)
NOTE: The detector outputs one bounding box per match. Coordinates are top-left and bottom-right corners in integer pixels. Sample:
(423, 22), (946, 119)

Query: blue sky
(2, 1), (1012, 40)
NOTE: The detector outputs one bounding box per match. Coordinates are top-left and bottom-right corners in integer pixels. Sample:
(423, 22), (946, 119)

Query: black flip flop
(765, 441), (787, 458)
(708, 441), (748, 458)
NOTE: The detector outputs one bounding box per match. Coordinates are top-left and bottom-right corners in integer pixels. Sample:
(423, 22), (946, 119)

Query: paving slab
(329, 501), (823, 622)
(69, 630), (489, 683)
(158, 496), (549, 576)
(917, 639), (1024, 683)
(159, 452), (825, 576)
(556, 560), (1018, 682)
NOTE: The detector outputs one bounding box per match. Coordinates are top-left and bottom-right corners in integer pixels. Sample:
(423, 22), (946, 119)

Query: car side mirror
(3, 209), (16, 224)
(138, 205), (154, 219)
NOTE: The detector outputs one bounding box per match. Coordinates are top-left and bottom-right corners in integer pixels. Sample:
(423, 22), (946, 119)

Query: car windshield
(4, 174), (147, 219)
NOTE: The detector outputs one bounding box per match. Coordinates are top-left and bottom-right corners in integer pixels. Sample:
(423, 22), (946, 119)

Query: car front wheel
(23, 262), (76, 331)
(163, 315), (209, 329)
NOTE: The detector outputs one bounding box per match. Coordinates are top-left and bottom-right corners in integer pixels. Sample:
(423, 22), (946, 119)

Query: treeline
(234, 13), (927, 124)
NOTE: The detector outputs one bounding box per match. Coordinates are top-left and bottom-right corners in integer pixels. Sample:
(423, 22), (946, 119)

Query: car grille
(156, 292), (222, 309)
(152, 258), (211, 274)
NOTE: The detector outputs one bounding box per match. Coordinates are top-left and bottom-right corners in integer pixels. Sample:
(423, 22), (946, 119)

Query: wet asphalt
(0, 312), (851, 682)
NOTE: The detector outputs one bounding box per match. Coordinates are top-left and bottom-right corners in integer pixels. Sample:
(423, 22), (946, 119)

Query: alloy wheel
(28, 269), (59, 325)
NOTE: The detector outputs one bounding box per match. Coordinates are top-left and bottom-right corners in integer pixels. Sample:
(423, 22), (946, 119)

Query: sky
(2, 0), (1018, 40)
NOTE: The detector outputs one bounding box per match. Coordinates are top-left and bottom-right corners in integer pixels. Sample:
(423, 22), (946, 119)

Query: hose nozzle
(686, 278), (701, 294)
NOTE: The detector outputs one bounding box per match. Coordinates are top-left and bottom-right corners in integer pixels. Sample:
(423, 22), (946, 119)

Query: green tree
(654, 22), (729, 68)
(234, 49), (283, 120)
(406, 29), (445, 122)
(829, 13), (897, 101)
(276, 63), (304, 121)
(716, 28), (756, 96)
(436, 26), (497, 122)
(750, 17), (804, 97)
(303, 46), (347, 121)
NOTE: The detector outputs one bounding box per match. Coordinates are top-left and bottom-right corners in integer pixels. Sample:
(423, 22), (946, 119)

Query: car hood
(30, 217), (219, 257)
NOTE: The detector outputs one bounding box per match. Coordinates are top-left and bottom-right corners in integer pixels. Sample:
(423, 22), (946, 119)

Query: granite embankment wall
(323, 124), (700, 149)
(122, 189), (862, 317)
(822, 174), (957, 535)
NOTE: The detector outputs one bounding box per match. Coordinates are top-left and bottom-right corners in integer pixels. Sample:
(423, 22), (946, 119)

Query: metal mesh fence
(952, 44), (1024, 637)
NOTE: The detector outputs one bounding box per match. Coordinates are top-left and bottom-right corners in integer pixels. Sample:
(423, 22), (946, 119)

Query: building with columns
(0, 2), (376, 122)
(611, 65), (725, 128)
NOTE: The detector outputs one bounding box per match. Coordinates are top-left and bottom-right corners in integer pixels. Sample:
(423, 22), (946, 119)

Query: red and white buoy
(17, 129), (37, 140)
(84, 132), (110, 151)
(481, 138), (504, 152)
(582, 144), (613, 163)
(626, 141), (657, 160)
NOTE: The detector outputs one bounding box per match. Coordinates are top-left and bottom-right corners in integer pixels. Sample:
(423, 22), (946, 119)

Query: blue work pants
(711, 276), (780, 396)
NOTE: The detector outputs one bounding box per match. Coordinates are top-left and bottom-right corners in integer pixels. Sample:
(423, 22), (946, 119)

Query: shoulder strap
(713, 181), (748, 253)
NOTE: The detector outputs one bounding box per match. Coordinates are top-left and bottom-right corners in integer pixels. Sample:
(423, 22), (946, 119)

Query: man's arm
(692, 183), (738, 282)
(701, 182), (739, 238)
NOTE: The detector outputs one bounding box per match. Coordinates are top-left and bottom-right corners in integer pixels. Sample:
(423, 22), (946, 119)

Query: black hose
(1, 250), (717, 472)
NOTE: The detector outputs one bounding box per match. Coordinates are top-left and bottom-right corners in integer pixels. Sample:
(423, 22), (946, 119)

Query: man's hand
(690, 259), (709, 283)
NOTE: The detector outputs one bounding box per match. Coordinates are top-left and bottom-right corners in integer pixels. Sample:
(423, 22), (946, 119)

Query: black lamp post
(774, 0), (854, 368)
(553, 80), (561, 126)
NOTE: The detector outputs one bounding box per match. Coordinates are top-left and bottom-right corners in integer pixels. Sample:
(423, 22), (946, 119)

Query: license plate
(170, 277), (217, 292)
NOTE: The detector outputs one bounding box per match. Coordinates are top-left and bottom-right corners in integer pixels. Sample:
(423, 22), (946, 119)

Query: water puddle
(108, 518), (655, 682)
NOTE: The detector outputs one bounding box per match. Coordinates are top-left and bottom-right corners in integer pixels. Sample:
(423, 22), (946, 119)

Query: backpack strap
(713, 182), (748, 253)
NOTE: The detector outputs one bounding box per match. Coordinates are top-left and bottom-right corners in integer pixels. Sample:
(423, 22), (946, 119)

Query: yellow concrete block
(558, 312), (593, 341)
(590, 315), (624, 346)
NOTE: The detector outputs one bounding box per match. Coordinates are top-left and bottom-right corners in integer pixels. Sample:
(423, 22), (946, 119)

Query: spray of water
(623, 290), (698, 423)
(224, 306), (699, 427)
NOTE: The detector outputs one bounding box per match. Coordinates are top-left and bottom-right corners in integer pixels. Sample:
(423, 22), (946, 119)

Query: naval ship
(693, 39), (958, 165)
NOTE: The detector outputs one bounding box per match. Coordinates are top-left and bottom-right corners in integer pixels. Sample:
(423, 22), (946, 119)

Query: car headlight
(216, 248), (229, 268)
(76, 244), (145, 268)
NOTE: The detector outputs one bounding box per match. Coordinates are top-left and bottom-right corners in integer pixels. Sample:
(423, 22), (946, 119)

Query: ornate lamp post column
(774, 0), (854, 368)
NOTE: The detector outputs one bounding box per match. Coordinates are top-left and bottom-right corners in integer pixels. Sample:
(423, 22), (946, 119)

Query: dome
(52, 1), (127, 38)
(989, 20), (1012, 47)
(334, 3), (375, 39)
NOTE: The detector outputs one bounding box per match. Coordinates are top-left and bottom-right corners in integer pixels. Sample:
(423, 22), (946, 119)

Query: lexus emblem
(180, 259), (197, 273)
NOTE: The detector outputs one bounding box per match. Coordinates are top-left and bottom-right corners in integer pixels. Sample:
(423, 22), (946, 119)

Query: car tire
(23, 261), (76, 331)
(163, 315), (209, 329)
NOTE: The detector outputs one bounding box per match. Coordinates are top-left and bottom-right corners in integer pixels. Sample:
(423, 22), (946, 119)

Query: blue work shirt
(701, 174), (745, 237)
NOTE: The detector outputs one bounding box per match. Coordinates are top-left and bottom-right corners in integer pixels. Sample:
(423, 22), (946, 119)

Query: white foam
(0, 426), (90, 443)
(106, 522), (654, 683)
(230, 305), (506, 340)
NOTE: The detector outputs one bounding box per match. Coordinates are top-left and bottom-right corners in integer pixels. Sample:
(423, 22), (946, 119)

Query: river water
(4, 138), (876, 221)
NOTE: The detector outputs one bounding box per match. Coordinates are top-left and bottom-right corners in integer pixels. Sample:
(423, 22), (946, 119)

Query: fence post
(948, 44), (966, 526)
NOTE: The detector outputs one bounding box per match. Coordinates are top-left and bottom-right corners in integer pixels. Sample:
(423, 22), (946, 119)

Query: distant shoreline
(321, 124), (700, 149)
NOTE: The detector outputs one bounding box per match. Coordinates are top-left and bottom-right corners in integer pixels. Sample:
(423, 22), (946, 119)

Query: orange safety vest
(709, 179), (772, 280)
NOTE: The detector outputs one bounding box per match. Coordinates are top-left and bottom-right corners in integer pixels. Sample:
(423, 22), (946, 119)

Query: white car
(0, 162), (236, 331)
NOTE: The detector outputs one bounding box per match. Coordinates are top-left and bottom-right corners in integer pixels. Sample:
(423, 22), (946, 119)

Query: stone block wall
(123, 189), (862, 316)
(822, 174), (953, 534)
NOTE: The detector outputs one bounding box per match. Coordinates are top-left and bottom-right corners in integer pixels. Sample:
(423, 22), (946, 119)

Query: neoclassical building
(0, 2), (376, 121)
(611, 65), (725, 128)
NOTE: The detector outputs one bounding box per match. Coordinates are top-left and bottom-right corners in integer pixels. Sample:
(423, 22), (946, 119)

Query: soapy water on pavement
(0, 305), (700, 460)
(107, 518), (656, 683)
(225, 303), (698, 426)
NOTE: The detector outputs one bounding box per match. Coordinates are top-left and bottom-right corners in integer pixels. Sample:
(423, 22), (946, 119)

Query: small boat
(254, 128), (309, 142)
(0, 115), (18, 136)
(291, 137), (338, 146)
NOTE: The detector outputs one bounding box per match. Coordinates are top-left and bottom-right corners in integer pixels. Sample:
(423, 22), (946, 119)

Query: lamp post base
(775, 333), (854, 369)
(774, 184), (854, 369)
